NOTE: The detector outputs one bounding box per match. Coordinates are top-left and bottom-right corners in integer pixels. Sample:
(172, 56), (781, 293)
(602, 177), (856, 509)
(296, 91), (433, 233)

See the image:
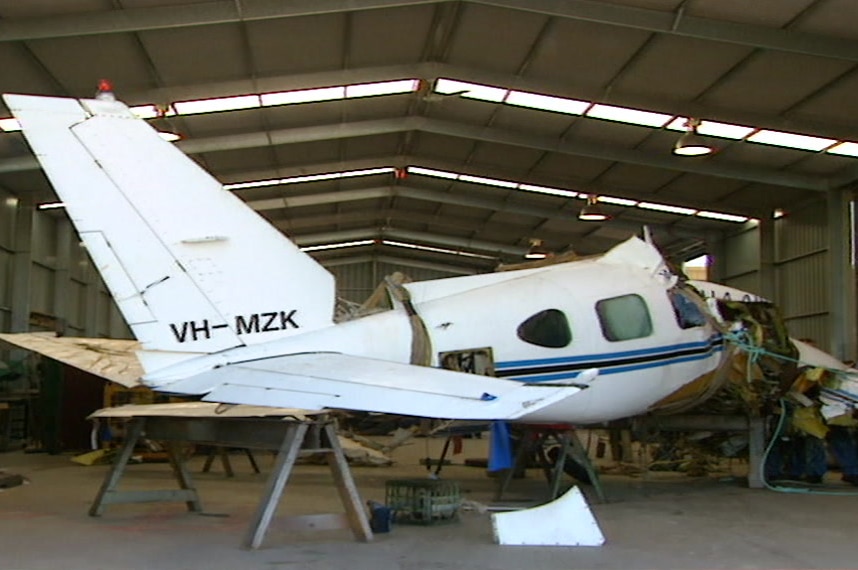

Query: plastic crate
(385, 479), (460, 525)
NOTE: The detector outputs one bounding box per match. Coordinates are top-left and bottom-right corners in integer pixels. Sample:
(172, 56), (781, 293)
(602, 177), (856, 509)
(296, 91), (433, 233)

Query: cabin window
(669, 289), (707, 329)
(596, 294), (653, 341)
(517, 309), (572, 348)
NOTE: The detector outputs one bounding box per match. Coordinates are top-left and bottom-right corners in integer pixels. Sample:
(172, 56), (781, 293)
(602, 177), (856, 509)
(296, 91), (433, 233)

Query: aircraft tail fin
(5, 94), (335, 370)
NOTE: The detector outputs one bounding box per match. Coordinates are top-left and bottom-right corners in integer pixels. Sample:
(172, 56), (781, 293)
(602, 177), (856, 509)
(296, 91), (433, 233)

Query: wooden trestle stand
(88, 412), (373, 549)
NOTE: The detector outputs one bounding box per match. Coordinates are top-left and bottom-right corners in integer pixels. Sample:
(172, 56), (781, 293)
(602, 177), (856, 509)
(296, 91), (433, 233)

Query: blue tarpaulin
(488, 421), (514, 472)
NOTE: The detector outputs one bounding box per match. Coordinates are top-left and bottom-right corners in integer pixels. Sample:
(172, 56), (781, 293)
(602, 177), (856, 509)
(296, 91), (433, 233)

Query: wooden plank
(167, 441), (203, 512)
(243, 423), (308, 549)
(89, 418), (144, 516)
(324, 422), (373, 542)
(99, 489), (199, 505)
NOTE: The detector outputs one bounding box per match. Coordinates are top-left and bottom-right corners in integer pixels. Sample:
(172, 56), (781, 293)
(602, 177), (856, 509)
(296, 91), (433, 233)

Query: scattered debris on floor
(0, 470), (26, 489)
(491, 486), (604, 546)
(299, 435), (393, 466)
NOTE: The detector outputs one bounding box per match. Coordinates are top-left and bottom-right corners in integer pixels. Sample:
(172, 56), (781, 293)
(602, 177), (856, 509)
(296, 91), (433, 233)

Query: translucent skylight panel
(434, 78), (507, 102)
(458, 174), (519, 189)
(407, 166), (459, 180)
(505, 91), (589, 115)
(827, 142), (858, 157)
(173, 94), (260, 115)
(383, 240), (495, 259)
(586, 104), (673, 128)
(637, 202), (697, 215)
(346, 79), (418, 98)
(597, 196), (638, 206)
(665, 117), (755, 140)
(223, 179), (281, 191)
(37, 202), (65, 210)
(282, 172), (343, 184)
(344, 167), (395, 177)
(301, 240), (375, 252)
(129, 105), (160, 119)
(518, 184), (578, 198)
(696, 211), (749, 223)
(262, 86), (345, 106)
(747, 130), (836, 151)
(225, 167), (394, 191)
(0, 118), (21, 131)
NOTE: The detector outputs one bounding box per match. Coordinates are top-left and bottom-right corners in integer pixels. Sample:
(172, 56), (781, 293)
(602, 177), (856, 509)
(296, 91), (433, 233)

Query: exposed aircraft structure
(4, 92), (858, 426)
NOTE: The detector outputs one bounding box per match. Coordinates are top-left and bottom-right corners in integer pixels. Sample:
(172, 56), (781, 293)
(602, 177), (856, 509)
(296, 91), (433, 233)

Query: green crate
(385, 479), (461, 525)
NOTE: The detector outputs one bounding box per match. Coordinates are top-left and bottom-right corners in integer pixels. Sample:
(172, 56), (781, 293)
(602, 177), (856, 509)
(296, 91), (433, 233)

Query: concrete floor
(2, 436), (857, 570)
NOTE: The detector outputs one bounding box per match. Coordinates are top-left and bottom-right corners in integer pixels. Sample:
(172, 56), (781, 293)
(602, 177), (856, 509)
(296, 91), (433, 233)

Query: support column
(758, 216), (776, 302)
(705, 230), (725, 283)
(52, 219), (72, 335)
(827, 188), (855, 362)
(83, 262), (100, 337)
(10, 199), (34, 333)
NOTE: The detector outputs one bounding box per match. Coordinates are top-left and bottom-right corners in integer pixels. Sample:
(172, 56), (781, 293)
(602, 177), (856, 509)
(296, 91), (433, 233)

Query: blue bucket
(367, 501), (394, 533)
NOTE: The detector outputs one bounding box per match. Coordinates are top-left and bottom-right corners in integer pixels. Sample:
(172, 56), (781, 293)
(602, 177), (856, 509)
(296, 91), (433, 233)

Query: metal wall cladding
(776, 253), (828, 321)
(723, 272), (761, 300)
(325, 261), (378, 304)
(774, 198), (830, 345)
(722, 227), (760, 282)
(719, 204), (832, 349)
(97, 291), (113, 337)
(376, 261), (459, 285)
(783, 315), (830, 351)
(324, 259), (464, 304)
(29, 263), (55, 315)
(0, 248), (10, 313)
(775, 200), (827, 262)
(0, 189), (15, 251)
(31, 210), (58, 266)
(68, 279), (86, 331)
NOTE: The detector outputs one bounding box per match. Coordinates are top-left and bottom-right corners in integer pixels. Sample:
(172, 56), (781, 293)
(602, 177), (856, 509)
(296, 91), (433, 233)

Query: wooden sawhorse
(89, 413), (372, 549)
(495, 425), (606, 503)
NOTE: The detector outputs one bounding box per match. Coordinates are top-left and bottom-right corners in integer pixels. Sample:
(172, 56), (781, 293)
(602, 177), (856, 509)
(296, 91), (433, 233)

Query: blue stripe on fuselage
(497, 335), (724, 383)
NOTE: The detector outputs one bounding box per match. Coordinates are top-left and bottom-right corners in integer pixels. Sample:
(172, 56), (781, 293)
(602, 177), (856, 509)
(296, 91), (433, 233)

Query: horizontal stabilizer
(144, 352), (583, 421)
(0, 332), (143, 388)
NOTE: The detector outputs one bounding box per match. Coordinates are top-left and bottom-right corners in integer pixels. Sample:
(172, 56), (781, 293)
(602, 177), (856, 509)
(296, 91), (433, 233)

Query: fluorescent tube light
(747, 129), (836, 152)
(586, 104), (673, 128)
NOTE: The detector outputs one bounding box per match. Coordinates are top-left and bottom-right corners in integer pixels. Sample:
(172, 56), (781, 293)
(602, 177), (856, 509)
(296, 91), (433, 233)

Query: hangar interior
(1, 1), (858, 566)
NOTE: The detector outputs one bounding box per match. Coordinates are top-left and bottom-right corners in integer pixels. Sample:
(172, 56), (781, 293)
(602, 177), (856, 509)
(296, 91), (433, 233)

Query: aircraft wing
(146, 352), (584, 421)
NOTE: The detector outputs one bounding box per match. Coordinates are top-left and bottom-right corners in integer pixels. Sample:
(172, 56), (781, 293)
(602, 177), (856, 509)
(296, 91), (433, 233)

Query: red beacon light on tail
(95, 79), (116, 102)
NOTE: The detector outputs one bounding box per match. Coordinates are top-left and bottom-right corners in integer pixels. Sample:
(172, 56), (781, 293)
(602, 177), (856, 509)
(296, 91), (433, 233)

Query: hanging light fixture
(673, 118), (715, 157)
(153, 104), (182, 142)
(524, 238), (550, 260)
(579, 195), (610, 221)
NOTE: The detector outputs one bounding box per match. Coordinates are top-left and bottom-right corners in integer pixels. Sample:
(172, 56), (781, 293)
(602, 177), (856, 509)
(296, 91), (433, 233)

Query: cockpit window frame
(596, 293), (653, 342)
(516, 308), (572, 349)
(668, 288), (708, 330)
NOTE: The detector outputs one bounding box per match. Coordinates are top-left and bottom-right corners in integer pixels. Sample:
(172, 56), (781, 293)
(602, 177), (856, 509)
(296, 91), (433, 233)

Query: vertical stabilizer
(5, 94), (335, 366)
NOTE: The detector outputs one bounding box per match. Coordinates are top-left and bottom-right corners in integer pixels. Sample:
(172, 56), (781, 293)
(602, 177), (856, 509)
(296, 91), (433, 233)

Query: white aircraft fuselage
(147, 241), (725, 424)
